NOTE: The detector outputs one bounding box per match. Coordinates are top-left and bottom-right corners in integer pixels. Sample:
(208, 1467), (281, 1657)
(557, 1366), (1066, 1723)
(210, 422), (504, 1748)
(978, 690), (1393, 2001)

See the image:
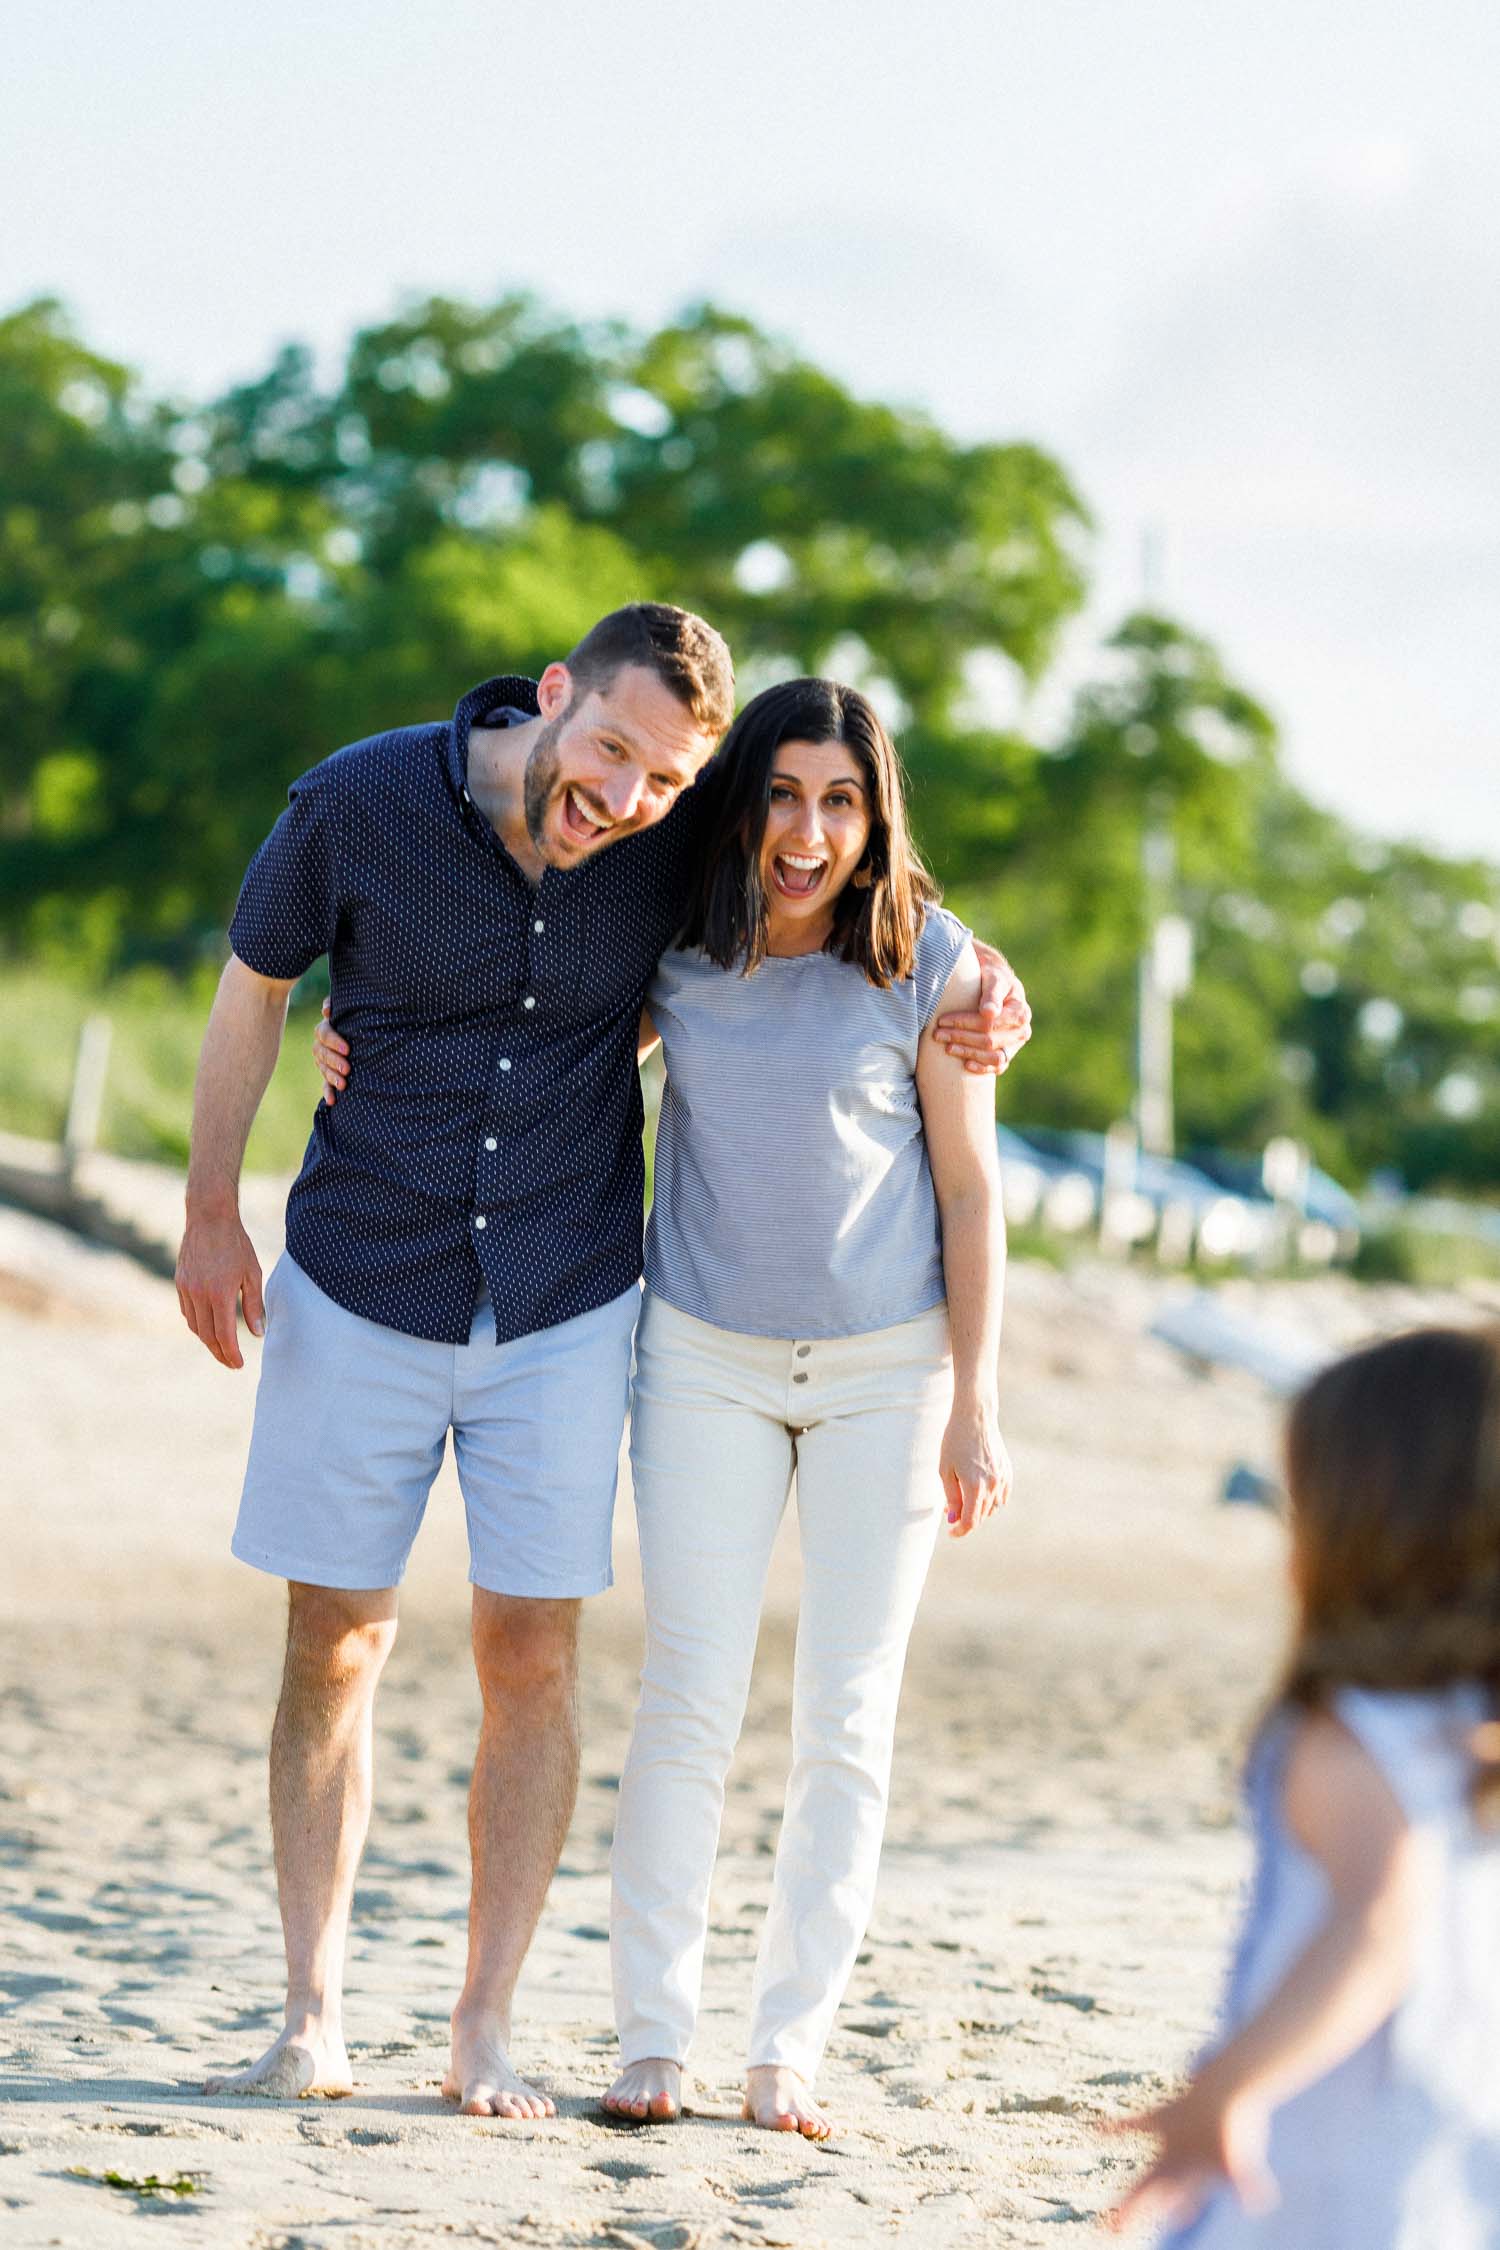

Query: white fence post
(62, 1014), (113, 1175)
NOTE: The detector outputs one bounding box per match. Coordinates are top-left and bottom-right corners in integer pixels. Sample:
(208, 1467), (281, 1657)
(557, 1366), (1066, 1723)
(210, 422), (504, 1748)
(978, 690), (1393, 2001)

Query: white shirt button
(462, 788), (471, 803)
(474, 1215), (486, 1229)
(484, 1136), (497, 1151)
(523, 995), (536, 1010)
(533, 919), (544, 933)
(499, 1058), (512, 1072)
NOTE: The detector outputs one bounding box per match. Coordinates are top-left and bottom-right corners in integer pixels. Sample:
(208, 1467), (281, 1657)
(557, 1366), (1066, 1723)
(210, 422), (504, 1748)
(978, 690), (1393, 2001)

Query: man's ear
(537, 661), (574, 719)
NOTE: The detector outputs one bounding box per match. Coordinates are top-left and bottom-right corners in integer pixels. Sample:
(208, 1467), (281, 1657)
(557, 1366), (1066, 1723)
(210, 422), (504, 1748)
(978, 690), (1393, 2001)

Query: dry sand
(2, 1195), (1488, 2248)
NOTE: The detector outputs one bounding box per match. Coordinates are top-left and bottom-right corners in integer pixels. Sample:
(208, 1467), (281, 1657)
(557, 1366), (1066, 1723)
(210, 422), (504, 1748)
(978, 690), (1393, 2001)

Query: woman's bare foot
(602, 2057), (683, 2123)
(204, 2022), (352, 2099)
(444, 2014), (554, 2120)
(743, 2064), (832, 2139)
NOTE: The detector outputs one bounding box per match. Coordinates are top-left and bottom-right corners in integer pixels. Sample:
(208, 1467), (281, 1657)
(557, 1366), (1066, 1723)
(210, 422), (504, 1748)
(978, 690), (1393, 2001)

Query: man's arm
(176, 956), (298, 1369)
(933, 939), (1032, 1074)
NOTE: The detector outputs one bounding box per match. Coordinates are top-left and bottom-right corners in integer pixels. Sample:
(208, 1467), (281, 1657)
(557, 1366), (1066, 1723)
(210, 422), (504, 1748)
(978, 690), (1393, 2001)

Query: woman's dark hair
(1280, 1322), (1500, 1822)
(679, 678), (938, 986)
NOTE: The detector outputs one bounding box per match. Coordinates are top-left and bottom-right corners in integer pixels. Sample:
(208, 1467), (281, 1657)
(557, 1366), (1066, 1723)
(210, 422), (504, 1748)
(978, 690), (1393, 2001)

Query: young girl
(1112, 1323), (1500, 2246)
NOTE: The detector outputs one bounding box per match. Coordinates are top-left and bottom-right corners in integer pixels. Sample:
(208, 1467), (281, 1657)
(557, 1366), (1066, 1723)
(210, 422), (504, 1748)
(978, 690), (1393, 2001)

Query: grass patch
(1352, 1224), (1500, 1288)
(0, 961), (331, 1175)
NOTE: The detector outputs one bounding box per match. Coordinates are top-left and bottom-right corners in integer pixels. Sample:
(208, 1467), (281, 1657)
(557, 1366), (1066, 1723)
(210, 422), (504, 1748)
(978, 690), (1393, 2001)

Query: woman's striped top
(643, 906), (972, 1339)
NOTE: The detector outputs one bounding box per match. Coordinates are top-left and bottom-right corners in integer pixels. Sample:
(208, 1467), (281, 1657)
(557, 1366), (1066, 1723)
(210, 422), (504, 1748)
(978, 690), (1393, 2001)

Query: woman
(316, 679), (1009, 2138)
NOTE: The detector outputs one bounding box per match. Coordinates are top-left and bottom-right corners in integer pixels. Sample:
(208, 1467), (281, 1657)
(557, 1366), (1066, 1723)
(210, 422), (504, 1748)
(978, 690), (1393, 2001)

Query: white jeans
(611, 1290), (953, 2080)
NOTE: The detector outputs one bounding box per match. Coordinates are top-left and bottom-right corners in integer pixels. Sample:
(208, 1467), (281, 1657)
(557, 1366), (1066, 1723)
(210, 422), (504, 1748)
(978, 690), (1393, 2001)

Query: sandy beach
(4, 1192), (1488, 2247)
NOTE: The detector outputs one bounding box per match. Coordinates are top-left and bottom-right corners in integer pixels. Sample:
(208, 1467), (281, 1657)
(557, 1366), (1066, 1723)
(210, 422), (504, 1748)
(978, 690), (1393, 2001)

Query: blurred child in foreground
(1112, 1324), (1500, 2248)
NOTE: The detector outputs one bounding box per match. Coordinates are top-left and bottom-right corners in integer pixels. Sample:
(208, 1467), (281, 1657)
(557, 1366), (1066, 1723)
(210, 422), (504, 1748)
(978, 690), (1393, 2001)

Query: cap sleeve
(228, 768), (341, 980)
(914, 905), (974, 1031)
(1332, 1687), (1484, 1825)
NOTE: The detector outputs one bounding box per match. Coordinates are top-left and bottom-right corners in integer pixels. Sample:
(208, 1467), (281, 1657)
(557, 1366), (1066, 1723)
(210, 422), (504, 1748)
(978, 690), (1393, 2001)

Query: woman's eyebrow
(769, 768), (865, 791)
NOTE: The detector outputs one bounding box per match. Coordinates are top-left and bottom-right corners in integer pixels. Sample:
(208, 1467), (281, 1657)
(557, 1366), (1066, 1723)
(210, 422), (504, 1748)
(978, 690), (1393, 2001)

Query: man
(178, 602), (1029, 2119)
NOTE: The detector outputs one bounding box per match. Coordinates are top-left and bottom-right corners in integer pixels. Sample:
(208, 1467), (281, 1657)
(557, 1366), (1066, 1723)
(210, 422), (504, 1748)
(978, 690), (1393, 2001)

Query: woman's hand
(313, 999), (350, 1105)
(1105, 2077), (1276, 2236)
(938, 1398), (1011, 1535)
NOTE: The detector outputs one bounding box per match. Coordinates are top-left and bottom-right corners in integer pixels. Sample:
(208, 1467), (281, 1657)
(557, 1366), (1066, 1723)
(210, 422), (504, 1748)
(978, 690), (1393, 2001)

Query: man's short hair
(565, 602), (735, 738)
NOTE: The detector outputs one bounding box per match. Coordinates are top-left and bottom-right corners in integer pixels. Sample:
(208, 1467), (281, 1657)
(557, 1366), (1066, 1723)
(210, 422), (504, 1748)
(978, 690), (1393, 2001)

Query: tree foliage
(0, 292), (1495, 1190)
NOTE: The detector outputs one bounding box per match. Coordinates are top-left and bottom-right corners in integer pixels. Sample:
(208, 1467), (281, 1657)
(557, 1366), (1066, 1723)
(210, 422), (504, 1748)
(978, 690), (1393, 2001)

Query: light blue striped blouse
(643, 906), (972, 1340)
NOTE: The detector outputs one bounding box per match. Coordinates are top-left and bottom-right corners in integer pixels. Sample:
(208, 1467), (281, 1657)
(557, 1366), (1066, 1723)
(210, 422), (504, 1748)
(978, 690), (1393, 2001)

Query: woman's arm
(1108, 1712), (1421, 2236)
(312, 1001), (664, 1097)
(915, 942), (1010, 1536)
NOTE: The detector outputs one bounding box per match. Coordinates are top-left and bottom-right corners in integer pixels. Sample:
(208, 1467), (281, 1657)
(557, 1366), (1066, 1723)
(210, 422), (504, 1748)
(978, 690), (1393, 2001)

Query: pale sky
(8, 0), (1500, 859)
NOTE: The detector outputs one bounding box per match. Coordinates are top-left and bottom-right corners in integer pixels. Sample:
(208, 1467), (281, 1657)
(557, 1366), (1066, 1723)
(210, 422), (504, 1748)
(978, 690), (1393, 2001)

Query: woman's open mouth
(771, 852), (826, 899)
(561, 786), (612, 847)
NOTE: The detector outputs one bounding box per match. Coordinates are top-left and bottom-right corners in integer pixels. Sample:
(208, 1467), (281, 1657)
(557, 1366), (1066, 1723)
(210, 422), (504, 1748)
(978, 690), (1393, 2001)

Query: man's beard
(522, 714), (614, 860)
(522, 714), (566, 851)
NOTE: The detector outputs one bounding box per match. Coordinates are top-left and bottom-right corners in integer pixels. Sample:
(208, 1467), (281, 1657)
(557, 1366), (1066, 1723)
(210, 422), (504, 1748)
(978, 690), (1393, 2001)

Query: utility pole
(1136, 819), (1182, 1156)
(1132, 522), (1191, 1158)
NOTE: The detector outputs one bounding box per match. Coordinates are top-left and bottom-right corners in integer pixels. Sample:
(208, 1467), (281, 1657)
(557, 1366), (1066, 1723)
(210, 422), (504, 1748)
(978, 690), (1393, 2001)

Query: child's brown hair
(1281, 1323), (1500, 1822)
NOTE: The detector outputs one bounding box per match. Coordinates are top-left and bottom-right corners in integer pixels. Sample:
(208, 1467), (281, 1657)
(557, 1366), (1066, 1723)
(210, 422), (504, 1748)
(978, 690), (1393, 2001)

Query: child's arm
(1108, 1710), (1422, 2236)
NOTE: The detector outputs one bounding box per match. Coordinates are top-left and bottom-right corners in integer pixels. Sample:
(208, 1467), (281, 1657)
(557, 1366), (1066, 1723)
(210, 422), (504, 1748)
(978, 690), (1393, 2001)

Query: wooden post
(62, 1014), (112, 1176)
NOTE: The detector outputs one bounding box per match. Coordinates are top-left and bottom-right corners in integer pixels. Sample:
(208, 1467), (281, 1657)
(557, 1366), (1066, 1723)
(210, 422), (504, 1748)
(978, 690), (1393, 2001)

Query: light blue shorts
(232, 1253), (639, 1598)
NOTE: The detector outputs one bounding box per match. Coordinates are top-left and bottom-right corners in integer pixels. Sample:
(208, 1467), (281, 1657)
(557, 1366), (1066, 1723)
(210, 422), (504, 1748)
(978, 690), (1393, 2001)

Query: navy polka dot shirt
(229, 675), (704, 1344)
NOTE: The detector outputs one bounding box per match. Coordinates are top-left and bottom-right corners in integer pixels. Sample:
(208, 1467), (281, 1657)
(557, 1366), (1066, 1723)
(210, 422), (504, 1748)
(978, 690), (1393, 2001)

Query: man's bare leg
(205, 1582), (397, 2098)
(444, 1591), (579, 2121)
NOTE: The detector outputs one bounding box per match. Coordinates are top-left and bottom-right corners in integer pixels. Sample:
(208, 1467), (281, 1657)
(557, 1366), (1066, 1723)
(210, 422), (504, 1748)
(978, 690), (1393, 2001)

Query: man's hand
(933, 940), (1032, 1075)
(176, 1206), (266, 1370)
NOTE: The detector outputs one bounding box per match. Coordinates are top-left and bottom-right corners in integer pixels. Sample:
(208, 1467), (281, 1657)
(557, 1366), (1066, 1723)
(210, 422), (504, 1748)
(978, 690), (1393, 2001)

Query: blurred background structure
(1, 2), (1497, 1282)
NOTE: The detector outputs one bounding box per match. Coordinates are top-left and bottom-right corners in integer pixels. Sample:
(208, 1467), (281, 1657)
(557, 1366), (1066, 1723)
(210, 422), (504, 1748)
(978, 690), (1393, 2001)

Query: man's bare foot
(444, 2015), (554, 2120)
(204, 2024), (352, 2100)
(743, 2064), (832, 2139)
(602, 2057), (683, 2123)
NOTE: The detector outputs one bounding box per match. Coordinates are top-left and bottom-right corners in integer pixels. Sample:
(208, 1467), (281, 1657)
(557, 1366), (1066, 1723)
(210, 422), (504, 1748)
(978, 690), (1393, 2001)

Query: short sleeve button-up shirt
(229, 675), (704, 1344)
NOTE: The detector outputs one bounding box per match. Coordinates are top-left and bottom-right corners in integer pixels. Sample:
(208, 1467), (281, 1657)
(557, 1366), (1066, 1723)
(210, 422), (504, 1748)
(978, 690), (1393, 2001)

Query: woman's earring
(852, 862), (875, 891)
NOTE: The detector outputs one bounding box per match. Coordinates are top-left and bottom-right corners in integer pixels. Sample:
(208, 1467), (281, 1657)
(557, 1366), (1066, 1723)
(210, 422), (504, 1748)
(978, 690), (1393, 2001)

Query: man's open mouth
(771, 852), (826, 899)
(561, 786), (613, 846)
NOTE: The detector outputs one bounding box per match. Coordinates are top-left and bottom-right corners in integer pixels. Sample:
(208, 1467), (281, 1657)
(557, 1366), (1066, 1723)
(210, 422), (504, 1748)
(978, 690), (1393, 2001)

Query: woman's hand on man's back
(314, 1000), (351, 1105)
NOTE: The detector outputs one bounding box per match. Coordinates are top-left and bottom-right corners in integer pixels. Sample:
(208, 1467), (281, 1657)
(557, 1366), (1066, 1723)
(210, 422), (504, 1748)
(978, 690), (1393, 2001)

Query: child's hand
(1105, 2078), (1277, 2236)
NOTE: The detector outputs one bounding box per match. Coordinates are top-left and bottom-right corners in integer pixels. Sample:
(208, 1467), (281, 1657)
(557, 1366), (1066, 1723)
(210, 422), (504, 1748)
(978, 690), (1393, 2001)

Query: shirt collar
(447, 674), (541, 800)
